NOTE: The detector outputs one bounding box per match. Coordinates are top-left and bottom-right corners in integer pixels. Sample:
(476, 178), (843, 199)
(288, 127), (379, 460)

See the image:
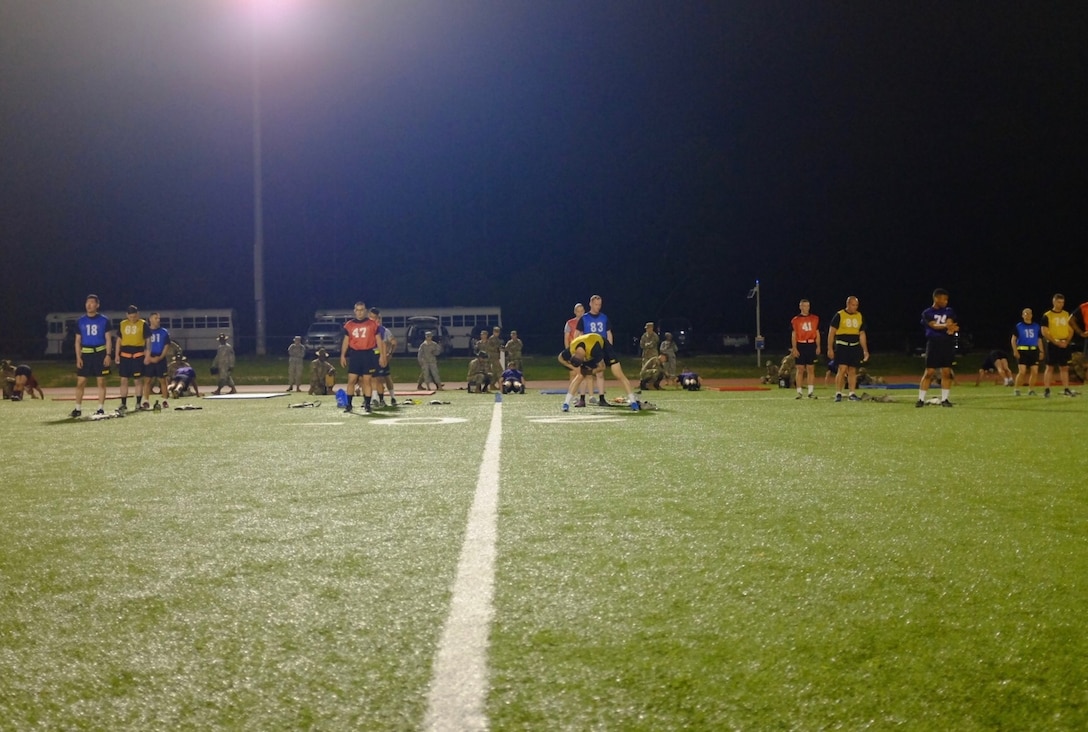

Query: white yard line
(423, 397), (502, 731)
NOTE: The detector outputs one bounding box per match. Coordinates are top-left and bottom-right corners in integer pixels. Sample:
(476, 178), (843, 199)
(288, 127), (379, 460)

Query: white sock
(941, 389), (950, 401)
(808, 385), (814, 394)
(919, 390), (927, 401)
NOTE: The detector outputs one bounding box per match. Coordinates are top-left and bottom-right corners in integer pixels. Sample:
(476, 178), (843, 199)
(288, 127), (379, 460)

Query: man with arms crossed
(790, 298), (821, 399)
(917, 288), (959, 408)
(826, 296), (869, 403)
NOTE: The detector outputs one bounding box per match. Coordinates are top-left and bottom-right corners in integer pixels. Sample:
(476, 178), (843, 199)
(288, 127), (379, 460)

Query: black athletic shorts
(77, 350), (110, 378)
(117, 348), (144, 378)
(144, 359), (168, 378)
(348, 349), (379, 376)
(1046, 344), (1070, 367)
(795, 342), (818, 366)
(834, 342), (862, 367)
(925, 337), (956, 369)
(1015, 348), (1039, 368)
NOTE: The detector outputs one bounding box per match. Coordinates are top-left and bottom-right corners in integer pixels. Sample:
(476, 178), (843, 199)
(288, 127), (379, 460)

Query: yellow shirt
(118, 318), (148, 349)
(1043, 310), (1072, 341)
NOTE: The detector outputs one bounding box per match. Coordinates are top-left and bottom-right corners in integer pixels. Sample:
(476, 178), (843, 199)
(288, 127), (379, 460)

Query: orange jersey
(791, 314), (820, 344)
(344, 319), (380, 350)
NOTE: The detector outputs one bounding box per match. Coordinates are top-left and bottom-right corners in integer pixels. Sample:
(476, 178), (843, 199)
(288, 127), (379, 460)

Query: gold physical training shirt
(568, 332), (605, 355)
(1042, 310), (1072, 341)
(833, 310), (863, 335)
(118, 319), (148, 348)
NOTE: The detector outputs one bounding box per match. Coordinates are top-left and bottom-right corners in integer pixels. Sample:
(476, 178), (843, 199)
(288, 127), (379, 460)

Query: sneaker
(344, 405), (353, 413)
(141, 402), (150, 410)
(117, 404), (127, 415)
(834, 393), (843, 402)
(915, 400), (925, 408)
(630, 400), (641, 411)
(94, 408), (105, 416)
(69, 408), (82, 418)
(598, 395), (607, 406)
(1028, 390), (1037, 396)
(390, 397), (397, 406)
(795, 393), (803, 400)
(1044, 389), (1051, 398)
(228, 388), (237, 395)
(848, 394), (861, 402)
(940, 400), (954, 408)
(161, 400), (168, 409)
(577, 395), (586, 408)
(807, 393), (818, 399)
(1063, 388), (1078, 397)
(416, 384), (425, 390)
(1014, 389), (1021, 396)
(364, 404), (372, 413)
(561, 402), (570, 412)
(378, 399), (386, 408)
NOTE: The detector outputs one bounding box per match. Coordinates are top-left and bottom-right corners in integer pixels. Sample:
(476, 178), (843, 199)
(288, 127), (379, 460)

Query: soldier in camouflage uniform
(484, 326), (503, 383)
(309, 348), (336, 395)
(639, 322), (660, 362)
(467, 351), (493, 393)
(210, 333), (236, 395)
(659, 331), (678, 384)
(639, 353), (668, 391)
(503, 330), (524, 371)
(416, 331), (444, 390)
(287, 335), (305, 392)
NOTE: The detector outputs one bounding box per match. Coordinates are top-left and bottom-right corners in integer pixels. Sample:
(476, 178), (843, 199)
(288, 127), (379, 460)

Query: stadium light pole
(748, 280), (763, 366)
(250, 3), (267, 356)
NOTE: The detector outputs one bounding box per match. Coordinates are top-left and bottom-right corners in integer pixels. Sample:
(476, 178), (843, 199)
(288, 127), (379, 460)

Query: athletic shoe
(561, 403), (569, 412)
(364, 405), (372, 413)
(117, 405), (127, 415)
(343, 405), (352, 413)
(848, 394), (861, 402)
(577, 395), (586, 408)
(795, 393), (803, 400)
(630, 400), (641, 411)
(1028, 390), (1037, 396)
(807, 393), (818, 399)
(1044, 389), (1051, 398)
(834, 393), (843, 402)
(161, 401), (168, 409)
(390, 397), (397, 406)
(228, 388), (237, 395)
(141, 402), (150, 410)
(378, 399), (386, 408)
(940, 400), (954, 407)
(69, 408), (82, 418)
(915, 400), (925, 408)
(1014, 389), (1021, 396)
(1063, 388), (1078, 397)
(94, 408), (105, 416)
(598, 395), (607, 406)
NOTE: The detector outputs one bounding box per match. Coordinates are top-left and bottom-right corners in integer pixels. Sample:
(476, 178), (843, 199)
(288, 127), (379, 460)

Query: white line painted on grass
(423, 396), (502, 731)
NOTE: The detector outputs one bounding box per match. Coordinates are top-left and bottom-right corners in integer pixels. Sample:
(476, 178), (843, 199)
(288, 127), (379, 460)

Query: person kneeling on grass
(500, 367), (525, 394)
(558, 332), (640, 412)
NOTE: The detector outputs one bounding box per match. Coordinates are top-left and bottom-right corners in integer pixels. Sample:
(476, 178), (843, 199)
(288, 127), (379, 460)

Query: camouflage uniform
(467, 353), (492, 393)
(484, 329), (503, 381)
(417, 335), (444, 389)
(287, 338), (305, 391)
(659, 335), (678, 381)
(504, 332), (524, 371)
(639, 325), (660, 362)
(639, 355), (666, 390)
(211, 335), (236, 394)
(1, 360), (15, 399)
(309, 351), (336, 395)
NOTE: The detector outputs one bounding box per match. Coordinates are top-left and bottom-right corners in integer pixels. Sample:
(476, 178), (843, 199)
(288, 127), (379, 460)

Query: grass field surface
(1, 380), (1085, 730)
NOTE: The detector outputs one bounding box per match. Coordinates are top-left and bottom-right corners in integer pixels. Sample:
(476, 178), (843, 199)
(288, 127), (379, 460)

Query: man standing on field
(790, 299), (821, 399)
(1041, 293), (1078, 398)
(340, 302), (386, 413)
(917, 288), (959, 408)
(72, 294), (113, 417)
(827, 296), (868, 403)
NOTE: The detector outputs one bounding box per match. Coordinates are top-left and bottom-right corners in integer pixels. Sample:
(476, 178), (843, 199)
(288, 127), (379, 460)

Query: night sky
(2, 1), (1086, 355)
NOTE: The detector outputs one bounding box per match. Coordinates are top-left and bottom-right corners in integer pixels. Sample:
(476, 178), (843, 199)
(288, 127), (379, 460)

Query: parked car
(405, 317), (452, 357)
(303, 321), (343, 355)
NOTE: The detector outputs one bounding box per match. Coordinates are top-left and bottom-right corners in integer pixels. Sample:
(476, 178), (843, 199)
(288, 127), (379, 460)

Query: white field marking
(527, 414), (624, 424)
(289, 422), (347, 426)
(369, 417), (468, 426)
(423, 399), (502, 732)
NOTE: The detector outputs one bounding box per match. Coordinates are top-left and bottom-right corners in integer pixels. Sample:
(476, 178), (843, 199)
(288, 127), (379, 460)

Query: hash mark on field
(423, 400), (501, 731)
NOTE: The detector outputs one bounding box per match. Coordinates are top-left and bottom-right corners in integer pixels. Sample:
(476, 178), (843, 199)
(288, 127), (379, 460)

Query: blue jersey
(580, 312), (610, 338)
(1014, 321), (1040, 348)
(148, 327), (171, 356)
(77, 313), (110, 348)
(174, 365), (195, 382)
(921, 305), (957, 339)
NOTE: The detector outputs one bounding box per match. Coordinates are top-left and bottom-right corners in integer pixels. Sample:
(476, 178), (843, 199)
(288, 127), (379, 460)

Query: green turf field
(1, 384), (1085, 730)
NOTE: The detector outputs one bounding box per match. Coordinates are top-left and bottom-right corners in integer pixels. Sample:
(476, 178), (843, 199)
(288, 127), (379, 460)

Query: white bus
(45, 309), (236, 356)
(312, 306), (502, 354)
